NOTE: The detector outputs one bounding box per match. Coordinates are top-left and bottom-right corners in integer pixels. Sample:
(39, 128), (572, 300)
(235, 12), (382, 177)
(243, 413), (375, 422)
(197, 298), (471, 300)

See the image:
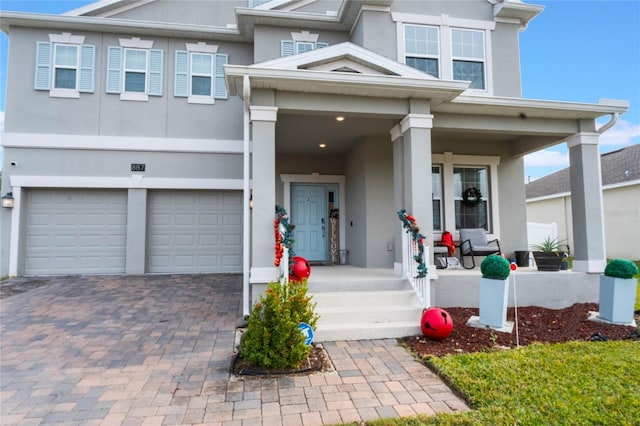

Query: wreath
(461, 186), (482, 208)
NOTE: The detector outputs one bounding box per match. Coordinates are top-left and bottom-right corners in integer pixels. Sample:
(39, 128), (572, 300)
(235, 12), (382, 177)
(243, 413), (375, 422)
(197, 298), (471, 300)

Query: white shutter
(106, 46), (122, 94)
(148, 49), (163, 96)
(174, 50), (189, 97)
(79, 45), (95, 93)
(214, 53), (228, 99)
(281, 40), (295, 57)
(34, 42), (52, 90)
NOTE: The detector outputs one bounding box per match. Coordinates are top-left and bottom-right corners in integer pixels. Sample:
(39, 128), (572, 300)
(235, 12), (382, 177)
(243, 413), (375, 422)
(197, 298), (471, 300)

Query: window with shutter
(174, 49), (228, 104)
(107, 44), (164, 101)
(280, 40), (329, 57)
(34, 40), (95, 97)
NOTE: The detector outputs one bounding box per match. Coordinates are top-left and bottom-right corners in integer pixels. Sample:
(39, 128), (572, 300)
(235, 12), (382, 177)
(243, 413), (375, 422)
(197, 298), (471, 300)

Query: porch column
(400, 112), (434, 248)
(390, 125), (404, 274)
(250, 105), (278, 282)
(566, 132), (606, 273)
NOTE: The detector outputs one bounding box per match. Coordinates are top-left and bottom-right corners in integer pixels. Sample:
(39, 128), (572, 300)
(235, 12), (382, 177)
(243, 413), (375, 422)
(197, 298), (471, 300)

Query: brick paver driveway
(0, 274), (467, 425)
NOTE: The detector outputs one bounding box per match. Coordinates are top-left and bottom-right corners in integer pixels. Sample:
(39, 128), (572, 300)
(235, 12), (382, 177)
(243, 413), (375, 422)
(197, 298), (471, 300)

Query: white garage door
(147, 191), (242, 273)
(25, 189), (128, 275)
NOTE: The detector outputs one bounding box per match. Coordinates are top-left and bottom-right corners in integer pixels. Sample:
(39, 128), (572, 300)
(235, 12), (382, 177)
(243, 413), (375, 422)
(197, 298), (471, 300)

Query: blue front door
(292, 185), (327, 262)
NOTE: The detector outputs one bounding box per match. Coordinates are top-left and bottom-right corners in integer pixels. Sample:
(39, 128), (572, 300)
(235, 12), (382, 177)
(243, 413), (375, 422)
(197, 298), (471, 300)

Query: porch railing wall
(401, 227), (430, 309)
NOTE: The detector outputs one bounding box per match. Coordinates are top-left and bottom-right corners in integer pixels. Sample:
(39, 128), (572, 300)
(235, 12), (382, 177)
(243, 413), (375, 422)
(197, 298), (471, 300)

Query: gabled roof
(525, 144), (640, 200)
(225, 42), (469, 104)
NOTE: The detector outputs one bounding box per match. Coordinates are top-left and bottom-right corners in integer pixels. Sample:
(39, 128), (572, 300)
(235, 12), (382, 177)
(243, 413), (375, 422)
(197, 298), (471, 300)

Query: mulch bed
(400, 303), (639, 358)
(231, 344), (332, 377)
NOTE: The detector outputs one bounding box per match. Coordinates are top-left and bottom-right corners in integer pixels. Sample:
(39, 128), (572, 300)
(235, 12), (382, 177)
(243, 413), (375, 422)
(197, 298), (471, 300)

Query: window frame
(432, 165), (443, 232)
(403, 24), (440, 78)
(451, 28), (486, 90)
(431, 153), (500, 242)
(52, 43), (80, 91)
(189, 52), (214, 98)
(123, 48), (148, 95)
(453, 165), (490, 231)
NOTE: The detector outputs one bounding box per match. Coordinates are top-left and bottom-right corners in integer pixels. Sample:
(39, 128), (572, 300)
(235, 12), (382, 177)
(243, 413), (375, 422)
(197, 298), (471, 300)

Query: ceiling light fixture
(335, 116), (345, 122)
(319, 143), (326, 148)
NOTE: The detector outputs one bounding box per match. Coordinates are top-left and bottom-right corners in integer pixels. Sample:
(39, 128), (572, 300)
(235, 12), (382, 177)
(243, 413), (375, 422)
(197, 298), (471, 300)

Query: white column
(249, 105), (279, 283)
(391, 124), (404, 274)
(567, 132), (606, 273)
(125, 188), (147, 274)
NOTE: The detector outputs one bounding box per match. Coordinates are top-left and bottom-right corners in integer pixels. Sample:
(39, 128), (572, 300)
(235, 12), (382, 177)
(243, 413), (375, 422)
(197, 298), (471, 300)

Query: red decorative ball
(421, 308), (453, 340)
(290, 256), (311, 280)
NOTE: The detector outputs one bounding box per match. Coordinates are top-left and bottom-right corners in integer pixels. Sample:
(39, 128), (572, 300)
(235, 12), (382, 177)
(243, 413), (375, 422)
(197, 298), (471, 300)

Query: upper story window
(106, 37), (163, 101)
(248, 0), (270, 7)
(451, 28), (485, 90)
(175, 43), (228, 105)
(404, 25), (439, 78)
(281, 31), (328, 57)
(34, 33), (95, 98)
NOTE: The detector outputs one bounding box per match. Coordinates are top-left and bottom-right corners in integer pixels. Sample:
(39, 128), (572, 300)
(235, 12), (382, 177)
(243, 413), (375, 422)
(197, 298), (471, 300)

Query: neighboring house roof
(525, 144), (640, 199)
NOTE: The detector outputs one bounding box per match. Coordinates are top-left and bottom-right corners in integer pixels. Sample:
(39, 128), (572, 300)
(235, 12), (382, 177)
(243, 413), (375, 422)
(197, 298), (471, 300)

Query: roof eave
(0, 11), (247, 41)
(225, 64), (468, 104)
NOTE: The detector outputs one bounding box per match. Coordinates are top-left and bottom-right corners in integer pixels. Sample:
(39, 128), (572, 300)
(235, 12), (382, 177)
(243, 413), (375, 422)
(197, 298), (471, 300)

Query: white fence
(401, 228), (430, 309)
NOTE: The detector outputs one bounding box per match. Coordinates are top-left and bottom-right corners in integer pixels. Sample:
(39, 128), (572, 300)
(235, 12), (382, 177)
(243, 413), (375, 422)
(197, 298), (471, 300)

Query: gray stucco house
(0, 0), (628, 318)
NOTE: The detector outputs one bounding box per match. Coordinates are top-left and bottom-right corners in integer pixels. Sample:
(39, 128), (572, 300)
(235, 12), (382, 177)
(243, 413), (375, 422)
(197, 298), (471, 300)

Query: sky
(0, 0), (639, 181)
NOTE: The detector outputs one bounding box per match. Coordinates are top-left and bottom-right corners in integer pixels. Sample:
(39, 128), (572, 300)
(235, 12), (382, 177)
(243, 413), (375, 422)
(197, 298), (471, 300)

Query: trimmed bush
(604, 259), (639, 279)
(480, 254), (511, 280)
(240, 279), (318, 369)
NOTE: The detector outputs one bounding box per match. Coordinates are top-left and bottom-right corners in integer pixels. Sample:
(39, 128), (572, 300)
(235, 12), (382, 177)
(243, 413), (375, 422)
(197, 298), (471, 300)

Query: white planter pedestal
(478, 277), (509, 329)
(598, 275), (638, 325)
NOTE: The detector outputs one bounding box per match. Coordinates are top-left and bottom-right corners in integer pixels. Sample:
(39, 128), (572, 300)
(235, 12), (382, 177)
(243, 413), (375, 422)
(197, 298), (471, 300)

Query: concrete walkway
(0, 274), (468, 425)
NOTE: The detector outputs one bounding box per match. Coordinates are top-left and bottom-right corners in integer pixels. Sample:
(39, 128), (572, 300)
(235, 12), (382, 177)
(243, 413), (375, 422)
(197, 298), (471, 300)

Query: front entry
(291, 184), (327, 262)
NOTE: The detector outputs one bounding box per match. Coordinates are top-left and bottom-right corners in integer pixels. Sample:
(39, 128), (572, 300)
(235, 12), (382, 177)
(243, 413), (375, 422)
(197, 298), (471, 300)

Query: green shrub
(480, 254), (511, 280)
(604, 259), (639, 279)
(240, 279), (318, 369)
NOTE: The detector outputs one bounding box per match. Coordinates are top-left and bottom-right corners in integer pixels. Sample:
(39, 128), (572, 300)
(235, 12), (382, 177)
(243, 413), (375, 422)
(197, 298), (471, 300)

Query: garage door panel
(147, 190), (242, 273)
(25, 189), (127, 275)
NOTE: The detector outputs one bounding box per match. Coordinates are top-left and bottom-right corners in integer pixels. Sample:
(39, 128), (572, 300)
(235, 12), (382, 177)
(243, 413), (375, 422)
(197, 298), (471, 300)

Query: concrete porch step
(310, 289), (419, 307)
(306, 277), (409, 293)
(315, 304), (423, 324)
(313, 321), (422, 342)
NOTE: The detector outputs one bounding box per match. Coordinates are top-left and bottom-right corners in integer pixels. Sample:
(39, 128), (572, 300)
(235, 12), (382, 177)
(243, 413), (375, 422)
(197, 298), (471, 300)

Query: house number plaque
(131, 163), (146, 172)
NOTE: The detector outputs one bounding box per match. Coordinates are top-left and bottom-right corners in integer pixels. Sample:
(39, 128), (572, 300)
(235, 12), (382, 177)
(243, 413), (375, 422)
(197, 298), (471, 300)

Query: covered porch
(224, 42), (628, 329)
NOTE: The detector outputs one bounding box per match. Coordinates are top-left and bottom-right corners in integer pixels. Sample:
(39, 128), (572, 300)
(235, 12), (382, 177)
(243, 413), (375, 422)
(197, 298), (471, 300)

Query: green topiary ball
(604, 259), (639, 279)
(480, 254), (511, 280)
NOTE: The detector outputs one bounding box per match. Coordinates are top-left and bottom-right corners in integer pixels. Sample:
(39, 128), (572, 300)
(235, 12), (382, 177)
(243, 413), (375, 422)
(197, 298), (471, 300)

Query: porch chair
(458, 228), (501, 269)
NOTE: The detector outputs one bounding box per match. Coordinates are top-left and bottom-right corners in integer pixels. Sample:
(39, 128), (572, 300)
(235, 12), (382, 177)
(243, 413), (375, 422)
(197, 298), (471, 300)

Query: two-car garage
(22, 189), (242, 276)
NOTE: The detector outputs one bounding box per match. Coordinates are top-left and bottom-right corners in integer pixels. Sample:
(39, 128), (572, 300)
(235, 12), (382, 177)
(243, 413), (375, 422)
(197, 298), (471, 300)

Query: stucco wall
(345, 141), (367, 267)
(527, 183), (640, 260)
(4, 27), (250, 140)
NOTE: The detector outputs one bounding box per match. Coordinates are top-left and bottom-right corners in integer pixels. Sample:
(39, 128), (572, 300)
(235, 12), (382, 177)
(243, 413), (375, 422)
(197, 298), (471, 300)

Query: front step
(307, 273), (423, 341)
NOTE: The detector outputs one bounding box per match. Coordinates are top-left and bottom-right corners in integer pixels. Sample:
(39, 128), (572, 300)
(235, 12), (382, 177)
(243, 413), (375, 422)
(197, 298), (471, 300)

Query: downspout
(597, 112), (618, 134)
(242, 74), (251, 318)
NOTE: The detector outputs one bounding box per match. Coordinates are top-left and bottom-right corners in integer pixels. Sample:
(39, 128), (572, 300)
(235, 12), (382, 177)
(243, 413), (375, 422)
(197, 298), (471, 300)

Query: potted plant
(598, 259), (639, 324)
(530, 237), (567, 271)
(478, 254), (511, 329)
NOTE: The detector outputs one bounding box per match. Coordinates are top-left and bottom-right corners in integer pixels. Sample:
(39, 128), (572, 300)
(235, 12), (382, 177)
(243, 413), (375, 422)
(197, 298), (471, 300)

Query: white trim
(8, 187), (22, 277)
(572, 259), (606, 274)
(250, 106), (278, 122)
(1, 133), (244, 154)
(390, 124), (402, 142)
(10, 175), (244, 190)
(566, 132), (599, 148)
(185, 42), (218, 53)
(119, 37), (154, 49)
(526, 192), (571, 203)
(291, 31), (319, 43)
(250, 266), (279, 283)
(526, 180), (639, 203)
(50, 88), (80, 99)
(188, 95), (216, 105)
(391, 13), (496, 31)
(49, 32), (85, 44)
(280, 173), (346, 254)
(309, 59), (386, 75)
(120, 92), (149, 102)
(400, 113), (434, 132)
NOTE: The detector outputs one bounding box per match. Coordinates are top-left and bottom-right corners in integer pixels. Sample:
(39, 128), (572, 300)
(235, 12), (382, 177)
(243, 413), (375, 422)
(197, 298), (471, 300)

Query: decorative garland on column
(397, 209), (427, 278)
(274, 205), (295, 270)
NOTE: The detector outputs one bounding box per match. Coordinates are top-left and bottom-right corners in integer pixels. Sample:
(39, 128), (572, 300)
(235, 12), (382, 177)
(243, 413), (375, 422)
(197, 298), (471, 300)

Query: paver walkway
(0, 275), (468, 425)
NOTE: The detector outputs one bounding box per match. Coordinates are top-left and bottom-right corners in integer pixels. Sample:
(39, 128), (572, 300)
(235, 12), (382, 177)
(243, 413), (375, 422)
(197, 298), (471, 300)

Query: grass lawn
(364, 261), (640, 426)
(366, 341), (639, 425)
